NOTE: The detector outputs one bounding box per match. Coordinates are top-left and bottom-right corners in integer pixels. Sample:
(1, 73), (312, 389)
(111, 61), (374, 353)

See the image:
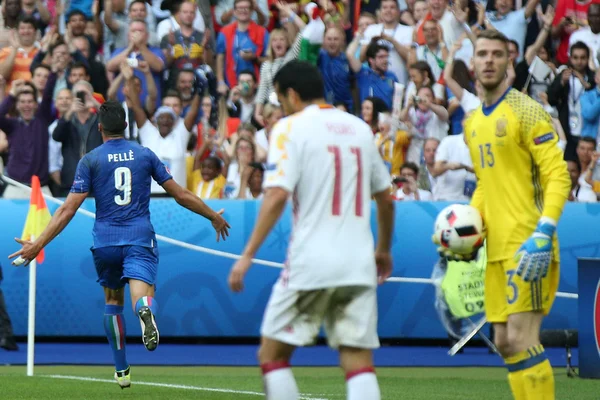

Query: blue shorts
(91, 245), (159, 290)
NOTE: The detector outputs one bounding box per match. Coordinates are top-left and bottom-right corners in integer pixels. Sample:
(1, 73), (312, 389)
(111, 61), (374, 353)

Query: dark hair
(570, 41), (590, 58)
(99, 101), (127, 136)
(409, 61), (436, 86)
(508, 39), (519, 53)
(365, 41), (389, 61)
(163, 89), (182, 102)
(70, 61), (89, 75)
(67, 9), (87, 22)
(204, 156), (222, 170)
(273, 60), (325, 102)
(17, 15), (37, 29)
(580, 136), (597, 148)
(400, 162), (419, 175)
(129, 0), (147, 10)
(33, 64), (51, 74)
(15, 84), (38, 102)
(567, 159), (582, 173)
(452, 60), (475, 94)
(49, 38), (67, 56)
(363, 96), (389, 129)
(237, 69), (257, 82)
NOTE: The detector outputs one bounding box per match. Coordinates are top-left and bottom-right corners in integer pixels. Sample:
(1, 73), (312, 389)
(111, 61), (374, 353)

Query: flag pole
(26, 234), (36, 377)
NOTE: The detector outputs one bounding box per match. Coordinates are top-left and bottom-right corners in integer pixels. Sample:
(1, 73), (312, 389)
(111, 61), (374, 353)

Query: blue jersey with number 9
(71, 138), (173, 249)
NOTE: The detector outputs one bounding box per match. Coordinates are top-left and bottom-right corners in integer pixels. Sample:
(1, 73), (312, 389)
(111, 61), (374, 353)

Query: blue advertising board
(0, 200), (592, 339)
(578, 258), (600, 379)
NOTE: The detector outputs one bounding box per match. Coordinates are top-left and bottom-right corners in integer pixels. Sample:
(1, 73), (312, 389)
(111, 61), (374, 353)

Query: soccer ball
(433, 204), (485, 256)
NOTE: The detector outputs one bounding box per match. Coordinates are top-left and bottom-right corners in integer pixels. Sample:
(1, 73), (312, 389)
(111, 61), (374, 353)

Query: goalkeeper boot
(138, 306), (159, 351)
(114, 366), (131, 389)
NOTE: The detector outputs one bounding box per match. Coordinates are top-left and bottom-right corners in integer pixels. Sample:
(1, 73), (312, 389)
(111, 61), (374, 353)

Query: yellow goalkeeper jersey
(463, 89), (570, 262)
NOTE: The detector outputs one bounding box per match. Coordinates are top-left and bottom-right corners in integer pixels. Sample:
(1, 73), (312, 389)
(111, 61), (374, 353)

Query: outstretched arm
(8, 192), (88, 265)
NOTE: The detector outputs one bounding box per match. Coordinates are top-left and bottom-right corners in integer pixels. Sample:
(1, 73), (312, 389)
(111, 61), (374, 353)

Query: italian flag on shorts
(298, 2), (325, 66)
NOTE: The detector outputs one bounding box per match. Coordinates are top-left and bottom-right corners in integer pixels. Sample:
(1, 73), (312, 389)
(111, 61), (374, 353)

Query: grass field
(0, 366), (596, 399)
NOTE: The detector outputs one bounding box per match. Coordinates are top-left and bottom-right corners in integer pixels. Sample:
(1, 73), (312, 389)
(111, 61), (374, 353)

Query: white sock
(346, 369), (380, 400)
(262, 362), (299, 400)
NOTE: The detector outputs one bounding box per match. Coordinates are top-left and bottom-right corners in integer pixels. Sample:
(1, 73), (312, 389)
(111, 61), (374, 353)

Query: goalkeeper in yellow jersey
(459, 30), (571, 400)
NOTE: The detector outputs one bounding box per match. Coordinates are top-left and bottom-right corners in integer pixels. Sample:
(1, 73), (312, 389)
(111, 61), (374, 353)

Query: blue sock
(134, 296), (158, 316)
(103, 305), (128, 372)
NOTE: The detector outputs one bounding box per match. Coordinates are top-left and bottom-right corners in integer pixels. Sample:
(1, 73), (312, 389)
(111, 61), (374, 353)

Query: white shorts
(260, 280), (380, 350)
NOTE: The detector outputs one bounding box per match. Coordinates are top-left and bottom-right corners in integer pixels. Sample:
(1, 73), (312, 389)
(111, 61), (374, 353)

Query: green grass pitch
(0, 366), (597, 399)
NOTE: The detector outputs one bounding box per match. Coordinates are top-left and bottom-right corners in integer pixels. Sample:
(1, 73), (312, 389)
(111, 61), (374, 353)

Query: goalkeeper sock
(135, 296), (158, 316)
(261, 361), (299, 400)
(346, 367), (381, 400)
(505, 345), (554, 400)
(103, 305), (128, 372)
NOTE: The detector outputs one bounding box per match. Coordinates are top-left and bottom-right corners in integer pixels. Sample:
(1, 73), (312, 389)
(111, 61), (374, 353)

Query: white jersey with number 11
(264, 104), (391, 290)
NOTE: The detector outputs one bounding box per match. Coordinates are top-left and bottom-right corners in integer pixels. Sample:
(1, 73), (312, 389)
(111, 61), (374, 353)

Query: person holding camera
(400, 85), (449, 165)
(393, 162), (432, 201)
(52, 80), (103, 197)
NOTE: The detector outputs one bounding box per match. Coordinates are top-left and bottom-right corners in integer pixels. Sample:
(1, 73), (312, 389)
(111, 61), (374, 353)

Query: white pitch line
(44, 374), (328, 400)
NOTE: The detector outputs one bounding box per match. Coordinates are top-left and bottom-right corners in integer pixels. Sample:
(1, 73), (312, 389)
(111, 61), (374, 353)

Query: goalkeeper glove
(514, 217), (555, 282)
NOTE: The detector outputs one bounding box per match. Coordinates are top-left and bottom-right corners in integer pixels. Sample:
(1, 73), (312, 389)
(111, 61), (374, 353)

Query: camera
(127, 58), (139, 68)
(413, 96), (421, 104)
(76, 91), (86, 103)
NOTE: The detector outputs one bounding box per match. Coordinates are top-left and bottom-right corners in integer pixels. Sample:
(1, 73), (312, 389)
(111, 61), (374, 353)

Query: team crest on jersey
(471, 130), (476, 138)
(495, 117), (508, 137)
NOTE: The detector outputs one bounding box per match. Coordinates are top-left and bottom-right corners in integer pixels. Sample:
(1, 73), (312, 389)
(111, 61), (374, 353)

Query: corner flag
(21, 176), (51, 264)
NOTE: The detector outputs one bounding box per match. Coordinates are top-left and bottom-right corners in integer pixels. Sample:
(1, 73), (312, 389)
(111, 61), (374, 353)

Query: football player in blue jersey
(8, 101), (230, 388)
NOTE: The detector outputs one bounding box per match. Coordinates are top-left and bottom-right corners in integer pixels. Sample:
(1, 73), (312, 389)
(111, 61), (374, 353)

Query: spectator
(255, 103), (282, 159)
(126, 72), (201, 196)
(571, 158), (597, 202)
(237, 162), (264, 199)
(0, 0), (23, 49)
(52, 80), (103, 196)
(161, 0), (211, 86)
(71, 35), (109, 97)
(317, 26), (354, 113)
(548, 41), (595, 160)
(157, 0), (207, 45)
(224, 134), (256, 198)
(347, 40), (399, 109)
(354, 12), (376, 59)
(416, 0), (465, 49)
(227, 70), (259, 126)
(254, 5), (304, 124)
(216, 0), (269, 95)
(189, 156), (227, 199)
(31, 64), (51, 102)
(361, 0), (413, 85)
(394, 162), (433, 200)
(48, 88), (73, 196)
(581, 68), (600, 139)
(405, 61), (445, 106)
(417, 137), (439, 193)
(21, 0), (50, 31)
(431, 131), (475, 201)
(107, 61), (158, 134)
(576, 137), (597, 196)
(106, 19), (166, 109)
(409, 20), (448, 81)
(513, 6), (556, 103)
(486, 0), (541, 62)
(0, 17), (40, 90)
(215, 0), (269, 27)
(374, 111), (410, 173)
(66, 10), (98, 59)
(569, 4), (600, 70)
(552, 0), (595, 65)
(30, 34), (90, 99)
(443, 47), (479, 135)
(361, 96), (389, 134)
(103, 0), (159, 57)
(0, 63), (58, 198)
(400, 85), (449, 164)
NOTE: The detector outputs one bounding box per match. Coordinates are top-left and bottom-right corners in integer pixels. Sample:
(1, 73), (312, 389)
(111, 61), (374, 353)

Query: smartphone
(127, 58), (139, 68)
(76, 91), (86, 103)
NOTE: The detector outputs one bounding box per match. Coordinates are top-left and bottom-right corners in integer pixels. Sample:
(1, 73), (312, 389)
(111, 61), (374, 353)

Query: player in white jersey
(228, 61), (395, 400)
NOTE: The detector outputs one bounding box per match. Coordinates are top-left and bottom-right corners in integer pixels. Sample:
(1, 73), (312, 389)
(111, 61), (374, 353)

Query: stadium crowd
(0, 0), (598, 203)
